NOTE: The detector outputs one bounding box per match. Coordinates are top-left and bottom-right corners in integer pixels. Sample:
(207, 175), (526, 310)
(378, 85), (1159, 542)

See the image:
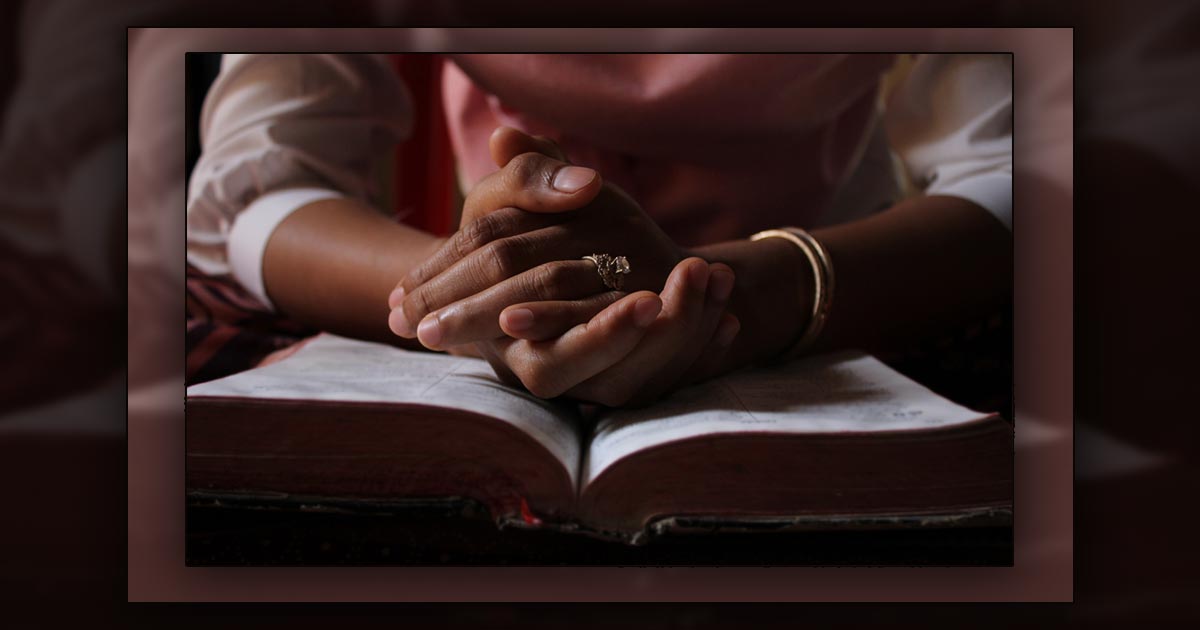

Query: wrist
(745, 236), (816, 360)
(693, 237), (814, 367)
(749, 228), (834, 360)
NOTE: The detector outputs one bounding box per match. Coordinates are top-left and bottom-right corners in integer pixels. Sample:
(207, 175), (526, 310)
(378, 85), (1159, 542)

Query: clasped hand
(388, 128), (739, 407)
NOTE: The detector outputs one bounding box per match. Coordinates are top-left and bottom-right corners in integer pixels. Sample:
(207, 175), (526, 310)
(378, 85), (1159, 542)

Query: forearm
(695, 195), (1012, 367)
(261, 198), (445, 345)
(813, 195), (1012, 353)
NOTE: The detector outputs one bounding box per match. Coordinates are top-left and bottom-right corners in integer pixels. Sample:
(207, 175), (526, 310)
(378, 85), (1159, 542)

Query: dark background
(184, 54), (221, 178)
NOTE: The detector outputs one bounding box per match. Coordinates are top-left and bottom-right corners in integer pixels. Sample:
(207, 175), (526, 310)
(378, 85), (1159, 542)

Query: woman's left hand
(388, 128), (688, 350)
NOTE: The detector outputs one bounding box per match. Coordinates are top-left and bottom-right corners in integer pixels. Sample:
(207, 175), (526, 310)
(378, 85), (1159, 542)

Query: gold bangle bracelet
(749, 227), (835, 360)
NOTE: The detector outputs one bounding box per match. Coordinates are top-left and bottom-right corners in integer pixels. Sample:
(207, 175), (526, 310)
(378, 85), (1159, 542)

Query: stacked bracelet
(749, 227), (835, 360)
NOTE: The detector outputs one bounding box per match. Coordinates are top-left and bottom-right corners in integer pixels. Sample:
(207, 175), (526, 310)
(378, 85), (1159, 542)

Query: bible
(186, 334), (1012, 543)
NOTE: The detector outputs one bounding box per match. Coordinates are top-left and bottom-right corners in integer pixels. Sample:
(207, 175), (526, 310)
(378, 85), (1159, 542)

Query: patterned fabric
(184, 262), (315, 385)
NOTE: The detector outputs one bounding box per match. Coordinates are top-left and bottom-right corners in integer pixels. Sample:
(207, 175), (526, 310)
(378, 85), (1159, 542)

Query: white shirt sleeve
(185, 53), (412, 309)
(884, 54), (1013, 230)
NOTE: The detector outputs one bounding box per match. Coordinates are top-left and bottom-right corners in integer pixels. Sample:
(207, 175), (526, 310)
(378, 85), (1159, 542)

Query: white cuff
(227, 187), (346, 310)
(927, 171), (1012, 231)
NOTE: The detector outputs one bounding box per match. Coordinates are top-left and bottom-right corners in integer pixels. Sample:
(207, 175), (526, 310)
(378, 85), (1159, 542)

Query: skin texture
(259, 154), (737, 402)
(476, 256), (738, 406)
(390, 128), (741, 404)
(262, 195), (443, 347)
(263, 126), (1010, 406)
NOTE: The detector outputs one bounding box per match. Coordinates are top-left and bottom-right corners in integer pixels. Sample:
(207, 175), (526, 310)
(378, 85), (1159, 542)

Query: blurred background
(0, 0), (1196, 623)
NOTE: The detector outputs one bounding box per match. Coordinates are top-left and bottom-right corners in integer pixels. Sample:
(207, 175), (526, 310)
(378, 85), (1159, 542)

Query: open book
(186, 334), (1012, 543)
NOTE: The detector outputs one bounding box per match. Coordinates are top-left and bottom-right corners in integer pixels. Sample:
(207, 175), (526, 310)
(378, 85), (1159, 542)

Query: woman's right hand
(483, 255), (741, 407)
(388, 127), (739, 406)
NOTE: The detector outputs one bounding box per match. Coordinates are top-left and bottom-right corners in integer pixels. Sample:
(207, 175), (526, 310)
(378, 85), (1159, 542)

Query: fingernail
(687, 260), (709, 290)
(417, 315), (442, 348)
(552, 166), (596, 193)
(715, 317), (741, 346)
(388, 286), (405, 309)
(710, 269), (734, 302)
(634, 297), (661, 327)
(503, 308), (535, 332)
(388, 307), (413, 337)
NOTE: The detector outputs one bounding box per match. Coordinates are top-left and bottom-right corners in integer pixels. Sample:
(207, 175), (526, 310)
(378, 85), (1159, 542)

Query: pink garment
(442, 54), (895, 247)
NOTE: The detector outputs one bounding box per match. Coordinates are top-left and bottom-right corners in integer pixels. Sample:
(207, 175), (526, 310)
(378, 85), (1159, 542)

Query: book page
(186, 334), (584, 483)
(583, 351), (990, 486)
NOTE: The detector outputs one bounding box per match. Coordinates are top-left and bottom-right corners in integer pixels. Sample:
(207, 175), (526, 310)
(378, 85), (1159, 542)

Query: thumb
(489, 126), (568, 167)
(463, 151), (602, 223)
